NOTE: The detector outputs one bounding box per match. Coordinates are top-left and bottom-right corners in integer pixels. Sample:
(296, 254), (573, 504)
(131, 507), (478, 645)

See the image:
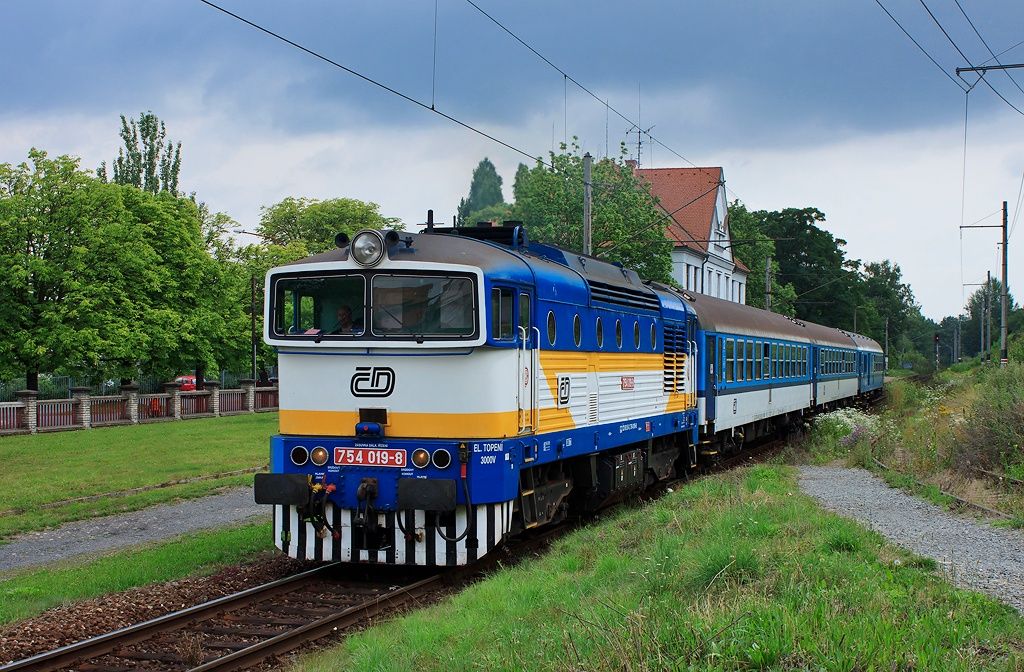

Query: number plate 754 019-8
(333, 447), (406, 468)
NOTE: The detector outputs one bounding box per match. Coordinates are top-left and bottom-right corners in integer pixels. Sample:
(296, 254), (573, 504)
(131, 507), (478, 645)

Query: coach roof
(679, 290), (856, 348)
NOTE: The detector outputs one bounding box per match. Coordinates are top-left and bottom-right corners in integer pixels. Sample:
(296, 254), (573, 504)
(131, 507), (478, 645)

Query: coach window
(788, 345), (794, 377)
(754, 342), (762, 380)
(518, 293), (531, 339)
(615, 319), (623, 349)
(802, 347), (808, 376)
(490, 288), (514, 340)
(747, 341), (756, 381)
(725, 339), (735, 383)
(596, 317), (604, 348)
(762, 343), (770, 379)
(546, 311), (556, 346)
(573, 314), (582, 348)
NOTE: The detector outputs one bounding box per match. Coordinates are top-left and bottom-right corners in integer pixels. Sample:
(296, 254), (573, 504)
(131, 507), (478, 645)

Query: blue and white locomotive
(254, 221), (883, 566)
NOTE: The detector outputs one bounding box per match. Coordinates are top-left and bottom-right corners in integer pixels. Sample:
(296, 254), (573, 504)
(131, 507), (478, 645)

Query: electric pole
(1001, 200), (1009, 366)
(583, 152), (593, 256)
(764, 256), (772, 312)
(986, 270), (992, 363)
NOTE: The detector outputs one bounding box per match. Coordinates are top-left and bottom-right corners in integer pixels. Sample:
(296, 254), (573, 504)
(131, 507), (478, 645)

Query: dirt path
(0, 488), (266, 573)
(799, 465), (1024, 612)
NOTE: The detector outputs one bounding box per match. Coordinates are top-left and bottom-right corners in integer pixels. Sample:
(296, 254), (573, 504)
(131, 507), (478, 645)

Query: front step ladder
(518, 469), (541, 529)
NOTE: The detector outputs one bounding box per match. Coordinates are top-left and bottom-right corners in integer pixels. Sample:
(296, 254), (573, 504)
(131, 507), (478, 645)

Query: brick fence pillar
(240, 379), (256, 413)
(205, 380), (221, 416)
(164, 382), (182, 419)
(122, 384), (139, 424)
(71, 386), (92, 429)
(15, 390), (38, 434)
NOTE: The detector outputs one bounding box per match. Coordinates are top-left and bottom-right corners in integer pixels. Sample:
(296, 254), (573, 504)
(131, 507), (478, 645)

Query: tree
(99, 111), (182, 195)
(511, 143), (673, 283)
(757, 207), (860, 330)
(457, 158), (504, 225)
(727, 201), (796, 315)
(0, 150), (161, 387)
(258, 197), (401, 254)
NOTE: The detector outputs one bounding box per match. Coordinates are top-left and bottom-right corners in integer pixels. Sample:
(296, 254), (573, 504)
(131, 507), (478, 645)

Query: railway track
(1, 436), (789, 672)
(0, 565), (441, 672)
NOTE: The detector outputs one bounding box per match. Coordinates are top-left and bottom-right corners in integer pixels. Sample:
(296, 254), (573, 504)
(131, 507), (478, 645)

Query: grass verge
(0, 413), (275, 537)
(294, 466), (1024, 672)
(0, 521), (271, 625)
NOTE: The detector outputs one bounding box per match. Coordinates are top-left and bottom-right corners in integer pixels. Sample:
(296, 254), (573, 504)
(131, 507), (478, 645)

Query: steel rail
(0, 564), (338, 672)
(186, 574), (443, 672)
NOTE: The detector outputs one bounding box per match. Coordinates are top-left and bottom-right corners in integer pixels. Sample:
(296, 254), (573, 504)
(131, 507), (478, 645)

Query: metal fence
(0, 402), (26, 433)
(36, 399), (79, 430)
(220, 389), (247, 414)
(91, 396), (130, 425)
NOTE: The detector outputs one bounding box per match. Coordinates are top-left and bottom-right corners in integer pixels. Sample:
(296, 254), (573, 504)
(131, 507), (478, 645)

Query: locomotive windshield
(270, 271), (477, 341)
(371, 274), (475, 336)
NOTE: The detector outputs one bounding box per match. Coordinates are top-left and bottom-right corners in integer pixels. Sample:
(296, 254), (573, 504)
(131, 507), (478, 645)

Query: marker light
(351, 230), (385, 266)
(310, 446), (329, 466)
(431, 448), (452, 469)
(290, 446), (309, 466)
(411, 448), (430, 468)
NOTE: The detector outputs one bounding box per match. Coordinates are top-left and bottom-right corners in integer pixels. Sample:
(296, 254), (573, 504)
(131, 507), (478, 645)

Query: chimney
(625, 159), (638, 171)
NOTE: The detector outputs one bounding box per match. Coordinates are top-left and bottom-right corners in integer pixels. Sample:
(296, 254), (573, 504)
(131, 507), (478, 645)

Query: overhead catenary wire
(196, 0), (720, 244)
(1011, 169), (1024, 239)
(951, 0), (1024, 98)
(197, 0), (551, 168)
(461, 0), (740, 201)
(916, 0), (1024, 116)
(872, 0), (968, 92)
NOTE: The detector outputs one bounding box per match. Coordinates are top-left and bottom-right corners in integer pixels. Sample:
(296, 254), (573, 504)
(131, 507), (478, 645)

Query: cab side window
(491, 287), (514, 340)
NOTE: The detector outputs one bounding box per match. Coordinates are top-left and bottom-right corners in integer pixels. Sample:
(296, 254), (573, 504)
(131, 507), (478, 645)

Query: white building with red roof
(632, 164), (748, 304)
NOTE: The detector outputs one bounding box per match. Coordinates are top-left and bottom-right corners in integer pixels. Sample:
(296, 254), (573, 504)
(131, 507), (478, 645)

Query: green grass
(0, 521), (272, 625)
(293, 465), (1024, 672)
(0, 413), (275, 537)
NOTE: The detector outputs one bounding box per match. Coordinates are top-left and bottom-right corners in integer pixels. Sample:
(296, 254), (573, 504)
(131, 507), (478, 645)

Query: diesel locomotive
(254, 221), (883, 566)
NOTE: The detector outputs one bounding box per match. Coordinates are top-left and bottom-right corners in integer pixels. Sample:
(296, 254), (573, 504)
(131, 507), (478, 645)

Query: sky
(2, 0), (1023, 321)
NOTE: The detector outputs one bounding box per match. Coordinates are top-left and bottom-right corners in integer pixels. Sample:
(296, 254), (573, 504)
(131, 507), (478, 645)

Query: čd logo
(350, 366), (396, 397)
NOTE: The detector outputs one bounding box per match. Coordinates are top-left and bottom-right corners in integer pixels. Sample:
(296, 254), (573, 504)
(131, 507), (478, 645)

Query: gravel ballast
(0, 488), (266, 572)
(799, 465), (1024, 612)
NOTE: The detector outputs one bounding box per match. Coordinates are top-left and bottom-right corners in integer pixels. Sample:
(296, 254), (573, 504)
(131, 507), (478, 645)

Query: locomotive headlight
(310, 446), (329, 466)
(290, 446), (309, 466)
(411, 448), (430, 468)
(431, 448), (452, 470)
(351, 230), (385, 267)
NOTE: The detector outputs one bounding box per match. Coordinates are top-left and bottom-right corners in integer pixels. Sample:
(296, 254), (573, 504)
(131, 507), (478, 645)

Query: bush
(952, 362), (1024, 470)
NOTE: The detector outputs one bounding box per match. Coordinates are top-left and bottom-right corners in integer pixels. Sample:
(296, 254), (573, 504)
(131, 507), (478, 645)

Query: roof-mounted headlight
(351, 230), (385, 267)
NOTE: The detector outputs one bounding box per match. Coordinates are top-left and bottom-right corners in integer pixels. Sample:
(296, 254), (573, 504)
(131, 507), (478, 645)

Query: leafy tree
(0, 150), (159, 387)
(457, 158), (504, 225)
(727, 201), (796, 315)
(99, 111), (182, 195)
(465, 202), (513, 226)
(511, 143), (673, 283)
(258, 197), (401, 254)
(757, 207), (860, 330)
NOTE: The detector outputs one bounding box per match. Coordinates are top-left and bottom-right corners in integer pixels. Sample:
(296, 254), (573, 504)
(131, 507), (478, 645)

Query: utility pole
(250, 275), (258, 380)
(961, 200), (1010, 364)
(986, 270), (992, 363)
(1001, 200), (1009, 366)
(764, 256), (772, 311)
(582, 152), (593, 256)
(884, 317), (889, 368)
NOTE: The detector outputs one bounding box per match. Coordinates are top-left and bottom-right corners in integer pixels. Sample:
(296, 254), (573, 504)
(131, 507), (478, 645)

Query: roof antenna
(426, 209), (435, 231)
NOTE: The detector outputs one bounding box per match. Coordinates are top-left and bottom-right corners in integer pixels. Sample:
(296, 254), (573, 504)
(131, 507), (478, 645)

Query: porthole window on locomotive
(573, 314), (582, 347)
(633, 321), (640, 349)
(615, 319), (623, 349)
(547, 311), (556, 345)
(650, 323), (656, 349)
(596, 317), (604, 348)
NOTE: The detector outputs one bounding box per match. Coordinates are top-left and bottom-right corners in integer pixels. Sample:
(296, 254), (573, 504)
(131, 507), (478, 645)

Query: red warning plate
(334, 447), (407, 468)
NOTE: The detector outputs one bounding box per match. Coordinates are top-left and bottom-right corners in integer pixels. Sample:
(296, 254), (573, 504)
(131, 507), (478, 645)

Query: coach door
(704, 334), (717, 423)
(517, 291), (537, 433)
